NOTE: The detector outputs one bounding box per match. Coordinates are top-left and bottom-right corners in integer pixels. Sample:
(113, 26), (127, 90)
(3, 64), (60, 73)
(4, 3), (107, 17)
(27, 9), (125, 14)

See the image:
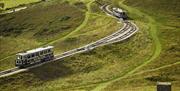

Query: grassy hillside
(0, 0), (122, 71)
(90, 0), (180, 90)
(0, 0), (154, 90)
(0, 0), (179, 91)
(0, 20), (152, 91)
(0, 0), (41, 10)
(123, 0), (180, 71)
(0, 0), (86, 70)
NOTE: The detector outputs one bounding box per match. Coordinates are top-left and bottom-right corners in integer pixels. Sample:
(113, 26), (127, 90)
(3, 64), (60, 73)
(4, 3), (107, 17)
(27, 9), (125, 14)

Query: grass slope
(0, 0), (179, 91)
(0, 1), (153, 91)
(0, 0), (41, 9)
(91, 0), (180, 90)
(0, 0), (121, 71)
(0, 0), (86, 71)
(0, 20), (152, 90)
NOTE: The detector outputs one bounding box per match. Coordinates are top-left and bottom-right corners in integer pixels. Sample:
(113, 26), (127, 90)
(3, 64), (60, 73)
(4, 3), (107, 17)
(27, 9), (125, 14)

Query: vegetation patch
(0, 0), (179, 91)
(74, 1), (87, 10)
(89, 0), (180, 90)
(0, 0), (41, 10)
(0, 12), (153, 91)
(0, 0), (84, 70)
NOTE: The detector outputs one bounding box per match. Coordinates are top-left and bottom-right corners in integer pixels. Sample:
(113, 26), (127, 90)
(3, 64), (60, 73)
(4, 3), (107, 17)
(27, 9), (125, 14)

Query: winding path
(0, 1), (93, 63)
(0, 3), (138, 78)
(91, 1), (161, 91)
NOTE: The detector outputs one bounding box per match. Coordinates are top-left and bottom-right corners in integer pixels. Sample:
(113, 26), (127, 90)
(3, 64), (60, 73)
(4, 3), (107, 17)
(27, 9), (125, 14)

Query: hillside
(0, 0), (179, 91)
(0, 0), (41, 10)
(0, 0), (122, 71)
(0, 0), (85, 70)
(123, 0), (180, 74)
(98, 0), (180, 90)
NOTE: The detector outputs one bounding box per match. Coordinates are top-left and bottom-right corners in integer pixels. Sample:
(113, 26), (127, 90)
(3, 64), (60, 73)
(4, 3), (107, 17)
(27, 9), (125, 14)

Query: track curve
(0, 4), (138, 78)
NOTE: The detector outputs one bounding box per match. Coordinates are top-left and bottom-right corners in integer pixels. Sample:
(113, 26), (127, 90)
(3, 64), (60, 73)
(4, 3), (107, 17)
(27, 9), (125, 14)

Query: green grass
(0, 0), (122, 71)
(121, 0), (180, 74)
(0, 0), (85, 70)
(104, 62), (180, 91)
(123, 0), (180, 72)
(0, 0), (153, 90)
(0, 19), (152, 90)
(88, 0), (180, 91)
(0, 0), (41, 9)
(45, 0), (94, 46)
(0, 0), (179, 91)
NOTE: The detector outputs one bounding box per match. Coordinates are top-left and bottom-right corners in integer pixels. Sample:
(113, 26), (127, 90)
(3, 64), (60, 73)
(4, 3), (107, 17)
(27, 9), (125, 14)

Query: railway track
(0, 4), (138, 78)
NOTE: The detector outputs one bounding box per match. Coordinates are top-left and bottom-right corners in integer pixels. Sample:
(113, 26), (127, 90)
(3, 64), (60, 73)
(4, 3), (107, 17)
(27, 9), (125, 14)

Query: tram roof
(17, 46), (54, 56)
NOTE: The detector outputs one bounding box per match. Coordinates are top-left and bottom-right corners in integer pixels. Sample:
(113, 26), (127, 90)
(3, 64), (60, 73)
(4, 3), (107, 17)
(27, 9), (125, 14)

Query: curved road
(0, 4), (138, 78)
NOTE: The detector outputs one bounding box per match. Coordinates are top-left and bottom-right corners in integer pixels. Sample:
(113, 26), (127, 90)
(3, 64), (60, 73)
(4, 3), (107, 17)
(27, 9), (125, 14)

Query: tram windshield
(17, 55), (22, 60)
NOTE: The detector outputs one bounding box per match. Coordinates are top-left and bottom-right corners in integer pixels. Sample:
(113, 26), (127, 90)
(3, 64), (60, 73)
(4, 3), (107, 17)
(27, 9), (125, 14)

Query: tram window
(27, 55), (30, 58)
(18, 61), (21, 63)
(40, 51), (43, 55)
(24, 55), (26, 59)
(44, 50), (47, 54)
(48, 49), (51, 52)
(17, 56), (20, 59)
(32, 54), (35, 57)
(36, 52), (39, 56)
(18, 56), (23, 59)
